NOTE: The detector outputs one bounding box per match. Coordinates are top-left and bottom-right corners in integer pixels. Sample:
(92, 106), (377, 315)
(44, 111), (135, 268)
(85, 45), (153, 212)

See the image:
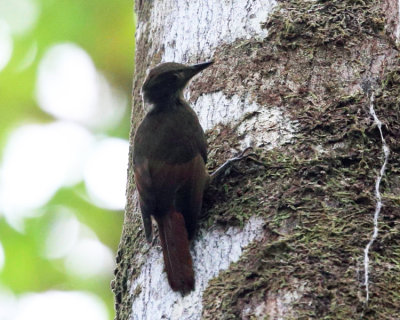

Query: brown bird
(133, 61), (213, 294)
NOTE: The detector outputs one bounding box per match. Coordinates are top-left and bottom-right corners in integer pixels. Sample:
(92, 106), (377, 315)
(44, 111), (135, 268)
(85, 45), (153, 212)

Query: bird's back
(133, 100), (207, 165)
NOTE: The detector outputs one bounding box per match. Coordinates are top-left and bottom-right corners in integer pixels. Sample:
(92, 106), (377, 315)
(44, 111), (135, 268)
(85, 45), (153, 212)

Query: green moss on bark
(200, 1), (400, 319)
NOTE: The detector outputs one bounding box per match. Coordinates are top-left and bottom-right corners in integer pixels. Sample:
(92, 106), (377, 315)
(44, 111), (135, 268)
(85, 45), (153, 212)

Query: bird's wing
(133, 157), (154, 243)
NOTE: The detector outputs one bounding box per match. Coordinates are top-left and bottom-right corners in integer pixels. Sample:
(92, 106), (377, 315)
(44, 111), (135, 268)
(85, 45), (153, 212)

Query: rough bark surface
(113, 0), (400, 319)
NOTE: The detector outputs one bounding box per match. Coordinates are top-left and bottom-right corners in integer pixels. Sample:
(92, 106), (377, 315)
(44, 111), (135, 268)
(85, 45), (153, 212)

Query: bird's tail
(156, 210), (194, 294)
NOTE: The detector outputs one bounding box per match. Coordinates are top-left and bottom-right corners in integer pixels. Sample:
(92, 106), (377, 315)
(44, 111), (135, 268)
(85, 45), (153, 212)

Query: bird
(133, 61), (214, 294)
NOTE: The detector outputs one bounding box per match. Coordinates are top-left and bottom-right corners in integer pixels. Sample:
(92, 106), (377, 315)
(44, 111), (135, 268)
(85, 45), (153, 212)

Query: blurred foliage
(0, 0), (134, 150)
(0, 0), (134, 319)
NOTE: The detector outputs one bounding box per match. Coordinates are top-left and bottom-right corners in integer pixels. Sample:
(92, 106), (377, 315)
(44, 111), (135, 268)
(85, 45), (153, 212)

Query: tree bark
(113, 0), (400, 319)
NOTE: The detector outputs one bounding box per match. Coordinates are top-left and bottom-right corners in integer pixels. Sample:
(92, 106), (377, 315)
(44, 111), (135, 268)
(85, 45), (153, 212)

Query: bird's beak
(190, 61), (214, 74)
(191, 61), (214, 72)
(186, 61), (214, 79)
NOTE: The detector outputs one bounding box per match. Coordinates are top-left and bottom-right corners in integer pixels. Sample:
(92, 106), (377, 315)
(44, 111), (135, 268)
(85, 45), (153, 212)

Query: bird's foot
(210, 147), (255, 182)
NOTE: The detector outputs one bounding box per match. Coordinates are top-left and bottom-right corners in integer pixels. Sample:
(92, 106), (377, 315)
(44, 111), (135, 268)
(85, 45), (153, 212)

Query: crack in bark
(363, 92), (390, 304)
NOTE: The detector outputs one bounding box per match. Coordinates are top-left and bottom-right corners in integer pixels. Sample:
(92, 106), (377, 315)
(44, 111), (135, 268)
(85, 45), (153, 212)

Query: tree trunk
(113, 0), (400, 319)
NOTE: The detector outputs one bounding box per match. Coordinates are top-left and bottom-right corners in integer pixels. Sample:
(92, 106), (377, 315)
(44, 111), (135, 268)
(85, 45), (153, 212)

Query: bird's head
(141, 61), (214, 105)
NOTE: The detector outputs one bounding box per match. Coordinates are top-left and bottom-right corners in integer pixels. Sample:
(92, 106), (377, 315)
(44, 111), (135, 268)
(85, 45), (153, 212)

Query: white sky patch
(42, 207), (115, 278)
(0, 0), (39, 35)
(43, 208), (80, 259)
(14, 291), (108, 320)
(83, 138), (129, 210)
(0, 121), (94, 230)
(0, 241), (4, 271)
(36, 44), (97, 123)
(0, 287), (17, 320)
(16, 41), (38, 71)
(36, 43), (126, 130)
(64, 238), (115, 278)
(0, 20), (13, 72)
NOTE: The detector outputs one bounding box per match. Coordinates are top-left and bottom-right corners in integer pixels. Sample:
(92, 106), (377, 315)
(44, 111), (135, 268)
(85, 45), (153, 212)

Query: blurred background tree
(0, 0), (134, 319)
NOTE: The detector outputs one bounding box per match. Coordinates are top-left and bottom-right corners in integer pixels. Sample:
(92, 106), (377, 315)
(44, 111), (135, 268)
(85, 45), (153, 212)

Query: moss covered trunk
(114, 0), (400, 319)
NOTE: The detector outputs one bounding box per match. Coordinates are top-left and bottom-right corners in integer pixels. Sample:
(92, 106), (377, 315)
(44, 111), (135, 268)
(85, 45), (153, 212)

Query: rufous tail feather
(156, 210), (194, 294)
